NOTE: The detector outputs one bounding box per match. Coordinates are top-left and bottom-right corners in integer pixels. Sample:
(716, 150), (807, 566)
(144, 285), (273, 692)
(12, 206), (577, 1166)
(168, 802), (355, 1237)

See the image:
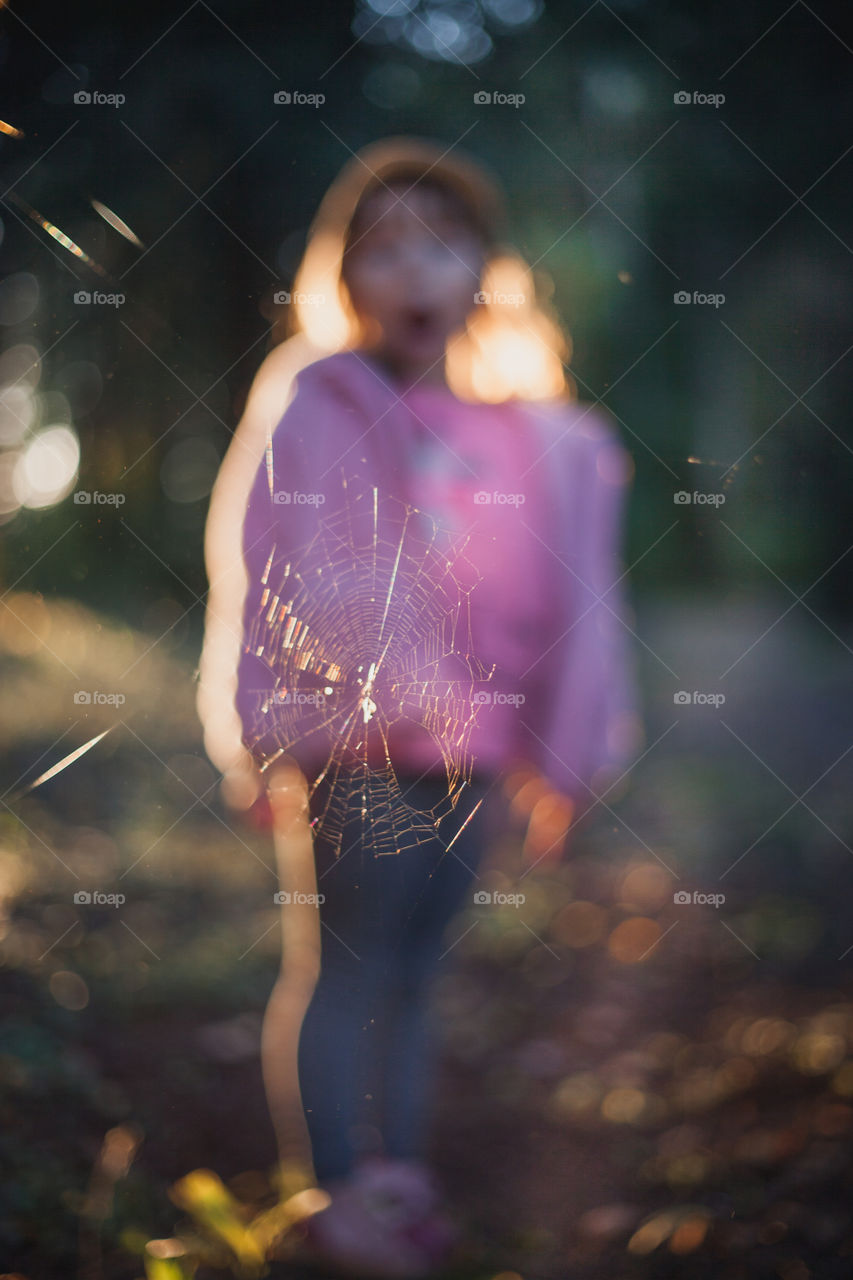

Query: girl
(199, 136), (640, 1278)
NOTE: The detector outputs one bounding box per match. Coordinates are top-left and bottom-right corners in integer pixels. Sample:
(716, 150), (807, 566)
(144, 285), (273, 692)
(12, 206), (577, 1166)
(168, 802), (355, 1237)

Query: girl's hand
(266, 757), (311, 834)
(522, 786), (575, 869)
(505, 764), (576, 870)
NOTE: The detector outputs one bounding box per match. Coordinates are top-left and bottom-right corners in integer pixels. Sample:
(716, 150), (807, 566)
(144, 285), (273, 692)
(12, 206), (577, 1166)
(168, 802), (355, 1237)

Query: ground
(1, 588), (852, 1279)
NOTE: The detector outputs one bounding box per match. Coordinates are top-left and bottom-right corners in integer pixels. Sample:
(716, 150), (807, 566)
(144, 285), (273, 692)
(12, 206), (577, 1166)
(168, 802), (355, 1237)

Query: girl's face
(342, 182), (485, 382)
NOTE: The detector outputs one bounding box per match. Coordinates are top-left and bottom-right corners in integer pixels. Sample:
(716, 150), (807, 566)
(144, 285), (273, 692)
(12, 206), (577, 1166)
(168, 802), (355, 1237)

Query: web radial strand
(242, 475), (494, 857)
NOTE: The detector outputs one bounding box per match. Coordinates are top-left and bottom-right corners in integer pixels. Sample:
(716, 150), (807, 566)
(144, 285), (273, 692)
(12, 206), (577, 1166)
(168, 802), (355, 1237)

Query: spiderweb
(241, 474), (495, 857)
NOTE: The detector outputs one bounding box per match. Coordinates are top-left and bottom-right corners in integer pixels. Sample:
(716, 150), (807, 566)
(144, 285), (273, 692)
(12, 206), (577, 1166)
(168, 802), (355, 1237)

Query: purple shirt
(236, 349), (638, 813)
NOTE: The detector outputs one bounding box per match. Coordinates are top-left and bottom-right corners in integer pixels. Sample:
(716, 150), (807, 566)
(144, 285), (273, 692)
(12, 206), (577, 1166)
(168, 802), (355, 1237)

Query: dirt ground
(2, 591), (853, 1278)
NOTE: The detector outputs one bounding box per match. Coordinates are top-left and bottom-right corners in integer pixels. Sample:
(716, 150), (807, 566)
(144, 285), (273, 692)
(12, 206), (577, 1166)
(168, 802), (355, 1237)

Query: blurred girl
(199, 136), (639, 1278)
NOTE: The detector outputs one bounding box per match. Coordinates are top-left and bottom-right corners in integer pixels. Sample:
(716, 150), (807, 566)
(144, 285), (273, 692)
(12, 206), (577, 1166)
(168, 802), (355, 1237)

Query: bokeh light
(0, 272), (39, 326)
(160, 437), (221, 504)
(12, 425), (80, 509)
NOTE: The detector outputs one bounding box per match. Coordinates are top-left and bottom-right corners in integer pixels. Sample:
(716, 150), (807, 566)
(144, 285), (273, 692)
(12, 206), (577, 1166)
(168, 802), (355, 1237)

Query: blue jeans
(297, 773), (492, 1181)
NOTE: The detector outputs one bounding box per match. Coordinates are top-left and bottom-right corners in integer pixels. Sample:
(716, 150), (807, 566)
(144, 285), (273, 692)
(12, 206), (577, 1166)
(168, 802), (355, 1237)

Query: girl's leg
(297, 804), (400, 1181)
(260, 760), (322, 1183)
(295, 917), (380, 1180)
(380, 778), (492, 1161)
(296, 774), (493, 1182)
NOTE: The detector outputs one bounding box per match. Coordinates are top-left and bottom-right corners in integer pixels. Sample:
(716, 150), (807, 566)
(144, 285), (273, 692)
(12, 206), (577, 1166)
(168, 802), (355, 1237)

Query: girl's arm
(198, 334), (324, 810)
(538, 411), (641, 822)
(235, 361), (355, 778)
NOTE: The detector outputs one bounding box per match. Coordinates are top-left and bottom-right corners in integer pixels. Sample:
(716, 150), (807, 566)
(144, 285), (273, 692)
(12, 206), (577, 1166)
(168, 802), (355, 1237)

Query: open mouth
(402, 307), (438, 336)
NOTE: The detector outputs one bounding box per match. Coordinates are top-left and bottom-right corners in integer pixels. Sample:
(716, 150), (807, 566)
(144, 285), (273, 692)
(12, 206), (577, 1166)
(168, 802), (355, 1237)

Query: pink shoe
(303, 1156), (457, 1278)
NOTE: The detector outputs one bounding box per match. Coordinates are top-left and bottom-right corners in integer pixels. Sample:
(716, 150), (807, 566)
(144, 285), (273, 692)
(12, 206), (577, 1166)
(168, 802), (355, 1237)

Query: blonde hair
(198, 137), (576, 808)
